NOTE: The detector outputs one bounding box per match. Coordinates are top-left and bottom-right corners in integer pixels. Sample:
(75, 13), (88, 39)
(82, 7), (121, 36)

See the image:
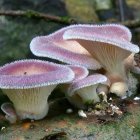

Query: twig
(0, 10), (77, 24)
(118, 0), (125, 21)
(0, 10), (140, 28)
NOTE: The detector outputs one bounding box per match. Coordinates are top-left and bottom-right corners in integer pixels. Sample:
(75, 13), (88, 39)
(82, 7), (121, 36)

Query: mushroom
(1, 102), (17, 123)
(30, 24), (134, 70)
(67, 74), (107, 108)
(63, 24), (139, 97)
(30, 25), (101, 70)
(64, 65), (89, 109)
(0, 59), (74, 121)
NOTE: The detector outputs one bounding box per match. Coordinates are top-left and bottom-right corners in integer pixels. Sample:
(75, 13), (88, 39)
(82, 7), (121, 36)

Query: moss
(25, 10), (40, 18)
(1, 98), (140, 140)
(64, 0), (99, 22)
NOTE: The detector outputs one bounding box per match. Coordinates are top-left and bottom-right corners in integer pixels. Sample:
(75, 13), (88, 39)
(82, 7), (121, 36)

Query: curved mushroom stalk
(1, 102), (17, 124)
(67, 74), (107, 108)
(2, 85), (56, 120)
(0, 60), (74, 121)
(63, 24), (139, 97)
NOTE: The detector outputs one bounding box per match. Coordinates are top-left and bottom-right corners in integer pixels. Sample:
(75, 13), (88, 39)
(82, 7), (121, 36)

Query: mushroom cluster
(0, 23), (139, 122)
(30, 24), (139, 100)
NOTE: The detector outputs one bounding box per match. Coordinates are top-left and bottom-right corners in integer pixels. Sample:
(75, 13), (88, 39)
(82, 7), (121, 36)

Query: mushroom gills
(2, 85), (56, 120)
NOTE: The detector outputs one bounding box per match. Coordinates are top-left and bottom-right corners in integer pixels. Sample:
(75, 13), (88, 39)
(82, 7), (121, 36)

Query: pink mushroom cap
(30, 25), (101, 70)
(0, 59), (75, 89)
(68, 74), (107, 96)
(30, 24), (135, 70)
(63, 24), (139, 53)
(68, 65), (89, 82)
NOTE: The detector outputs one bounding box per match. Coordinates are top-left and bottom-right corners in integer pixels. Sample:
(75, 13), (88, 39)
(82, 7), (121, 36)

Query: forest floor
(0, 97), (140, 140)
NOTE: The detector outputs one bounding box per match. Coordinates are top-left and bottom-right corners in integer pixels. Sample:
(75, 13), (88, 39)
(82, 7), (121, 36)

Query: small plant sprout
(0, 59), (74, 121)
(67, 74), (107, 108)
(63, 24), (139, 97)
(96, 79), (111, 102)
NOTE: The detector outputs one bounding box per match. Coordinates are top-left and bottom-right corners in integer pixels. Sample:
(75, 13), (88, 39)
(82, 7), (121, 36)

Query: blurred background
(0, 0), (140, 66)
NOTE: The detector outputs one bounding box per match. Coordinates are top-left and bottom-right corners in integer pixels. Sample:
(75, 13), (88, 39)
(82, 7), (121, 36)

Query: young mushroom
(67, 74), (107, 108)
(61, 65), (89, 109)
(1, 102), (17, 123)
(0, 59), (74, 121)
(63, 24), (139, 97)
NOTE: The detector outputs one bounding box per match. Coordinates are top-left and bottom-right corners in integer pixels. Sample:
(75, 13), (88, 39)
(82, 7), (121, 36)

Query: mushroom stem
(103, 61), (129, 97)
(76, 85), (100, 104)
(1, 102), (17, 123)
(106, 62), (127, 82)
(2, 85), (56, 120)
